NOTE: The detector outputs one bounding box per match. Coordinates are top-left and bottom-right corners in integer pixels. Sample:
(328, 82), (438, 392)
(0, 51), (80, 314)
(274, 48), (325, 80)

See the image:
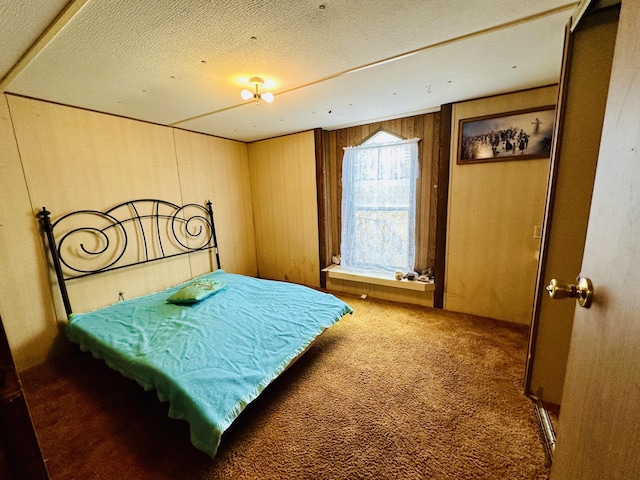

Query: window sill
(322, 265), (435, 292)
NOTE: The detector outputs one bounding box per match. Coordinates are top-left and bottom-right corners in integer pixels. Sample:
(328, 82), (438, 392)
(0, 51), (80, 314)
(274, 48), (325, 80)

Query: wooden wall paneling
(413, 116), (427, 270)
(8, 96), (191, 314)
(433, 105), (451, 308)
(0, 95), (59, 371)
(445, 87), (557, 324)
(323, 130), (339, 266)
(247, 131), (320, 288)
(407, 114), (434, 273)
(173, 129), (257, 278)
(387, 118), (403, 136)
(347, 126), (362, 148)
(401, 116), (415, 136)
(321, 130), (330, 263)
(314, 129), (328, 287)
(343, 127), (352, 146)
(334, 128), (347, 255)
(8, 96), (181, 215)
(445, 158), (551, 323)
(428, 112), (441, 269)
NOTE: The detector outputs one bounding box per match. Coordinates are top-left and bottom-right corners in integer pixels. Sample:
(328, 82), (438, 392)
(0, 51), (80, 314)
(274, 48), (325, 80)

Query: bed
(39, 198), (352, 457)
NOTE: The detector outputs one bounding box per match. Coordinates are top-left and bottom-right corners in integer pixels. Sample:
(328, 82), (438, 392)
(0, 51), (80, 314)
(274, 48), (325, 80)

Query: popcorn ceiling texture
(3, 0), (574, 141)
(0, 0), (67, 79)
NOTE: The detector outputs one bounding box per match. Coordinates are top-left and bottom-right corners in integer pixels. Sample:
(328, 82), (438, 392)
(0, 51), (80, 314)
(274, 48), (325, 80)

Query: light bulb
(240, 89), (254, 100)
(262, 92), (274, 103)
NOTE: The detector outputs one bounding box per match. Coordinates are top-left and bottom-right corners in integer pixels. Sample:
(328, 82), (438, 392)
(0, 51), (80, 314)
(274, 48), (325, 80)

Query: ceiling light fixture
(240, 77), (274, 104)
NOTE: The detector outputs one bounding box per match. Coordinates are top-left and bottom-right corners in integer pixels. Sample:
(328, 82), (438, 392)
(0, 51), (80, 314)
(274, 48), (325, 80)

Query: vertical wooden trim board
(314, 128), (328, 288)
(433, 104), (452, 308)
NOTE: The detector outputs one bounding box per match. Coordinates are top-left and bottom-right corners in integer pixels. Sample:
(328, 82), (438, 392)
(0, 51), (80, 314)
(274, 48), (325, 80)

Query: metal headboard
(39, 198), (221, 317)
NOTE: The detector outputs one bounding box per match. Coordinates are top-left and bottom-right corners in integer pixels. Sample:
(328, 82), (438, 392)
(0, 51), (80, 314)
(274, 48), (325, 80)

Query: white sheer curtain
(340, 138), (419, 275)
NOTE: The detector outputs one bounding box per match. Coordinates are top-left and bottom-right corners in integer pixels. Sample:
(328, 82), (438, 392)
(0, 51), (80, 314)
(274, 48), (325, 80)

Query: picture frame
(457, 106), (556, 164)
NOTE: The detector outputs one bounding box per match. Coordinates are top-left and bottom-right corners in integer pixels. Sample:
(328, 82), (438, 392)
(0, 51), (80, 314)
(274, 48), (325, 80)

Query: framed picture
(457, 106), (556, 164)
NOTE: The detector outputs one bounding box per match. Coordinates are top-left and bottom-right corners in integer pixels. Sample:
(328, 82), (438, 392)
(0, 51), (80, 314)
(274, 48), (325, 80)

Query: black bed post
(207, 200), (221, 270)
(39, 207), (73, 317)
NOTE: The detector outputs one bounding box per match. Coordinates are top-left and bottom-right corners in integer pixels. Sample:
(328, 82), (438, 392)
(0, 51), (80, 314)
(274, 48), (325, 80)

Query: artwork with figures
(458, 106), (556, 164)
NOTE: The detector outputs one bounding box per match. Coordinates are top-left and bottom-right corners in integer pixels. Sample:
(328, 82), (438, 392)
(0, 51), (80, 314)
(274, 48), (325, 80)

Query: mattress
(67, 270), (352, 456)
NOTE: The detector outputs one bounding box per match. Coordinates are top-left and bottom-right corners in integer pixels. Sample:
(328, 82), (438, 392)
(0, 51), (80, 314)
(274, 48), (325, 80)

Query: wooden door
(524, 5), (619, 406)
(550, 0), (640, 477)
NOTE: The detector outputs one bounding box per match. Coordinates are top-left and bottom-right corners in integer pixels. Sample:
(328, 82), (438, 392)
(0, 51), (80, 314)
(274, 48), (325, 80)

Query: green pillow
(167, 279), (227, 305)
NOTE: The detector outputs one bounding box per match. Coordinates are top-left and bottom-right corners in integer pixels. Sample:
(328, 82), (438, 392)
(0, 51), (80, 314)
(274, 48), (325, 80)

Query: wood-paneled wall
(445, 86), (557, 325)
(247, 131), (320, 287)
(320, 113), (441, 276)
(1, 94), (256, 370)
(174, 129), (257, 278)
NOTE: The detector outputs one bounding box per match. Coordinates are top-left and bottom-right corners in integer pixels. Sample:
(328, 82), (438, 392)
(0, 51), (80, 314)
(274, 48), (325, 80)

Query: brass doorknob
(546, 277), (593, 308)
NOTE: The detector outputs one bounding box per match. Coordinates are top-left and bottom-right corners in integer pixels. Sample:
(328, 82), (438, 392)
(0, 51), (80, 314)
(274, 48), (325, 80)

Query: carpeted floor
(21, 293), (550, 479)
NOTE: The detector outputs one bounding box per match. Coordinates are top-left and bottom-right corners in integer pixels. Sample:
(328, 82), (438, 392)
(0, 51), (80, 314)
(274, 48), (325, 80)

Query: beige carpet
(22, 293), (549, 479)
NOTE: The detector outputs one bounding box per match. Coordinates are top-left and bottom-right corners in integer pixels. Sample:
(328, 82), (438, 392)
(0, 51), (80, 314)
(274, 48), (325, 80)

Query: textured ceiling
(1, 0), (580, 142)
(0, 0), (69, 80)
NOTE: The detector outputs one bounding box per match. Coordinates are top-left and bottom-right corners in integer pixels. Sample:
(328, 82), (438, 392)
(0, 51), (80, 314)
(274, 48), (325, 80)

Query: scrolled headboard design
(39, 198), (221, 316)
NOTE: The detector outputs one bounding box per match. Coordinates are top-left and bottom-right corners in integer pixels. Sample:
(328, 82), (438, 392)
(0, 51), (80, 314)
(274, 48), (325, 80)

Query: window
(340, 131), (419, 274)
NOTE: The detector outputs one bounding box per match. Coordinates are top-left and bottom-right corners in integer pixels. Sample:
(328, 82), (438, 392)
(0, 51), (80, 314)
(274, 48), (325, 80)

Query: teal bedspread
(67, 270), (352, 457)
